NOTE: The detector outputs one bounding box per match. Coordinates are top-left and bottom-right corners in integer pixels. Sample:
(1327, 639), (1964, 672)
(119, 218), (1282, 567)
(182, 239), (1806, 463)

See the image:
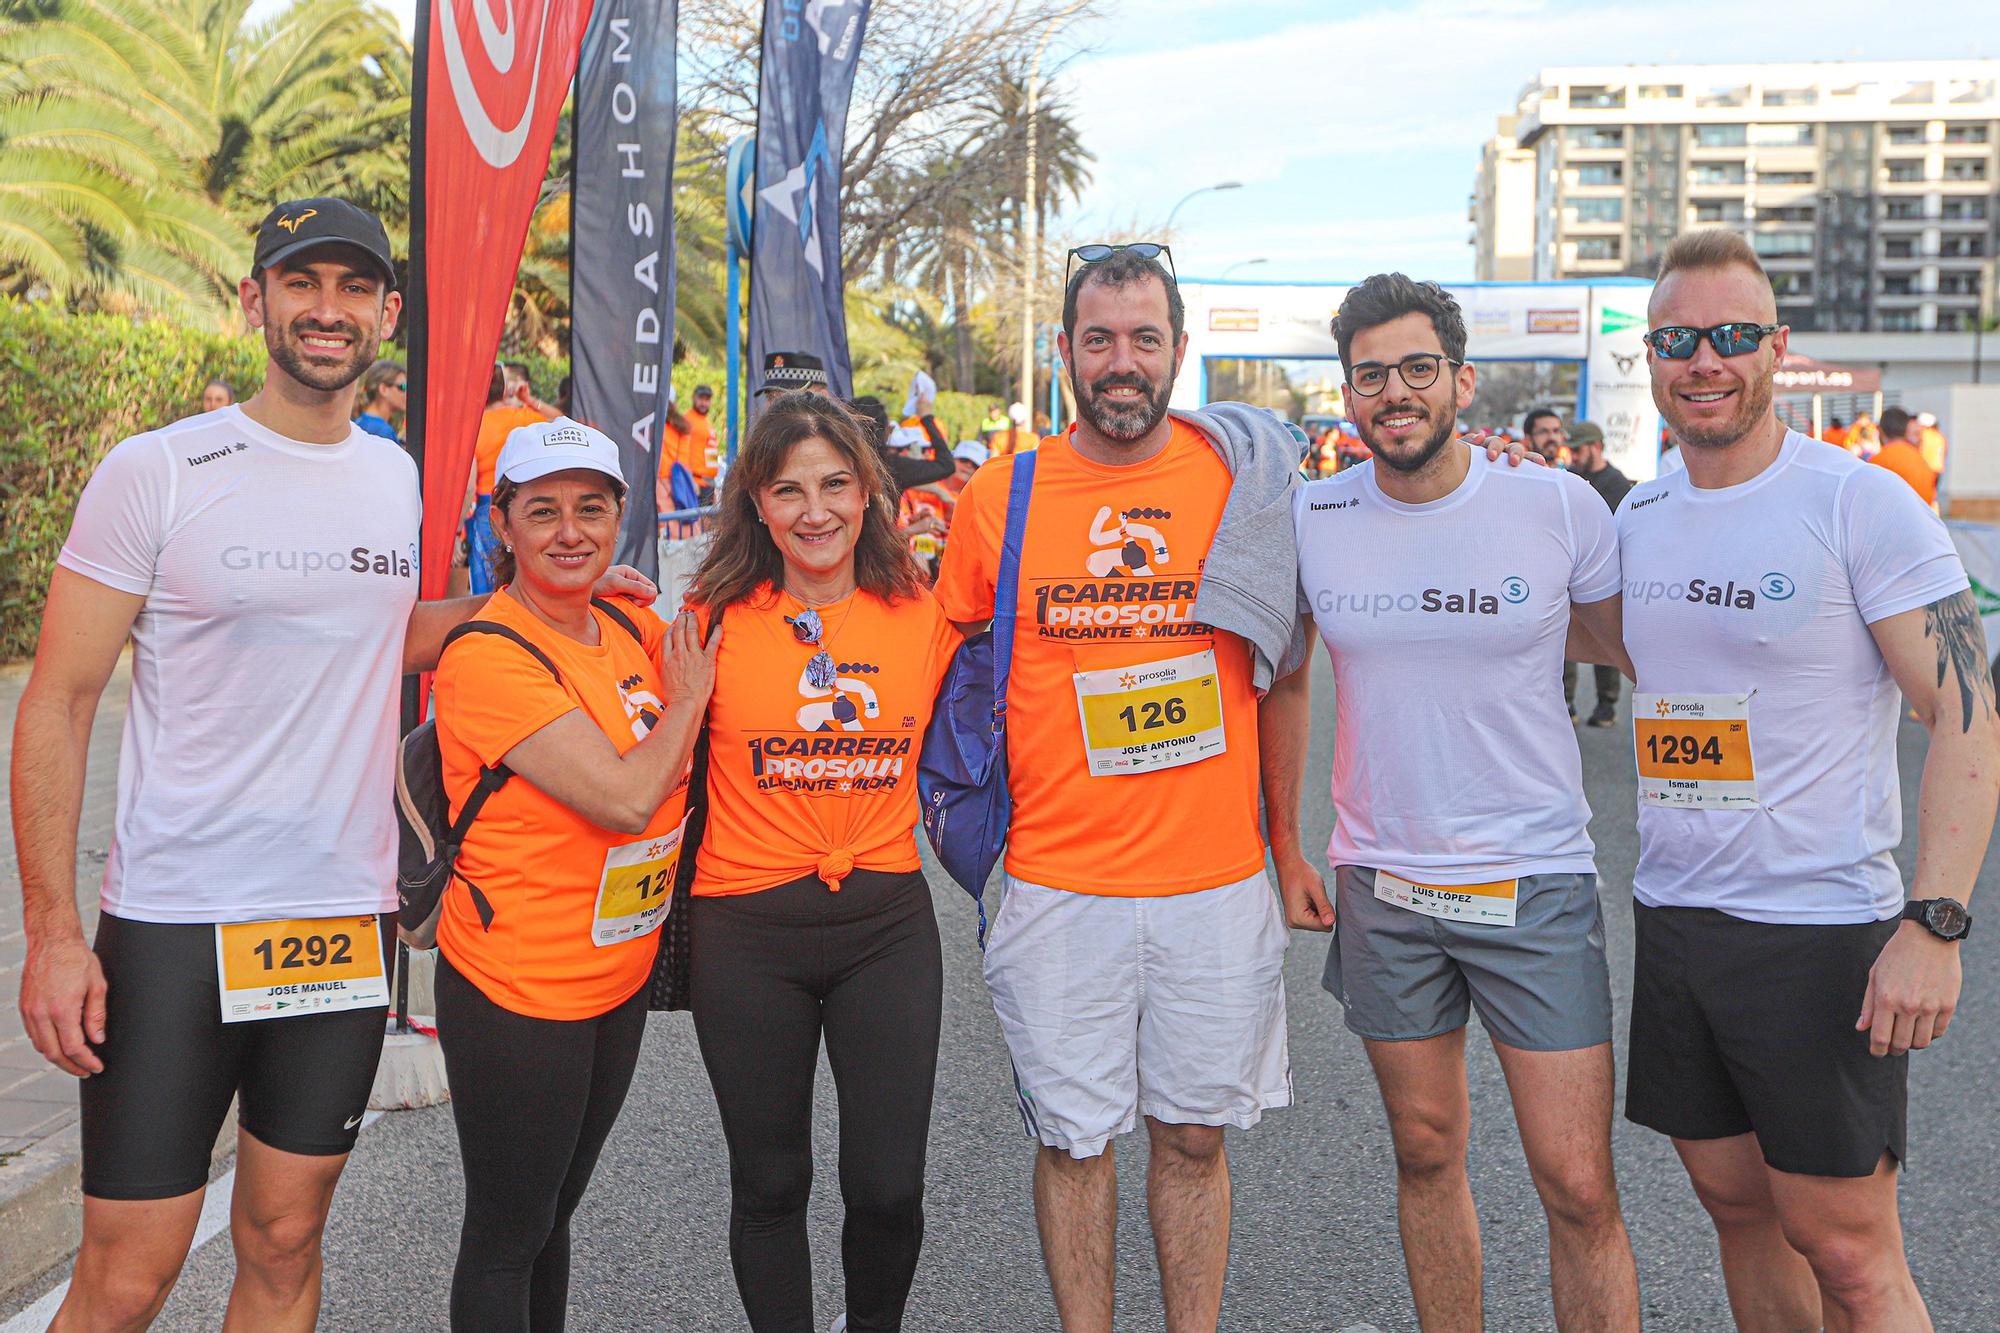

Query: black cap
(693, 383), (714, 396)
(253, 197), (397, 288)
(759, 351), (827, 394)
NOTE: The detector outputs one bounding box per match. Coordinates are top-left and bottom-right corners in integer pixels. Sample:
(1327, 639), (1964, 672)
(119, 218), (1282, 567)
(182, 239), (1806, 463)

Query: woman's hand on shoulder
(661, 608), (720, 712)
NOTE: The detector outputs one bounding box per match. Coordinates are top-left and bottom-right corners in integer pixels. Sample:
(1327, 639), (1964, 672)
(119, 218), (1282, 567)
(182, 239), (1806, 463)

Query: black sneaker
(1587, 702), (1617, 728)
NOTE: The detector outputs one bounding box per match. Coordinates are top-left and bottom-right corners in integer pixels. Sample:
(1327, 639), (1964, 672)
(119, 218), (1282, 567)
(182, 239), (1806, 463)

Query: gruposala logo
(436, 0), (555, 169)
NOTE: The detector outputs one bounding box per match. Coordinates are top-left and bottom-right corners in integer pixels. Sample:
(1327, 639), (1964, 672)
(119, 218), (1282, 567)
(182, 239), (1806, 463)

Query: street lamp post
(1164, 180), (1243, 233)
(1021, 2), (1089, 414)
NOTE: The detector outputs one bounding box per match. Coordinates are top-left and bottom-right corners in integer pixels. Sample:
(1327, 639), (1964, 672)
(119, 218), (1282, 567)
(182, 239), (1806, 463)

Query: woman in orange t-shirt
(683, 391), (959, 1333)
(432, 417), (717, 1331)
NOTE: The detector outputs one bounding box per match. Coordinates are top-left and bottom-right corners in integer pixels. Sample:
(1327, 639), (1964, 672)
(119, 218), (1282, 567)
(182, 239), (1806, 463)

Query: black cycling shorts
(80, 911), (394, 1201)
(1624, 902), (1906, 1179)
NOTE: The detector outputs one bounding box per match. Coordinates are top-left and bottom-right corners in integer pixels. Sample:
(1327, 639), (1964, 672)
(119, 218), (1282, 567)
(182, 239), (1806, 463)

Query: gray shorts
(1322, 866), (1612, 1052)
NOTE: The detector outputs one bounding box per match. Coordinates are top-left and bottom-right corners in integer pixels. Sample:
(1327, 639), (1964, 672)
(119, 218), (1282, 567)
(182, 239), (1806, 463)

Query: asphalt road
(16, 663), (2000, 1331)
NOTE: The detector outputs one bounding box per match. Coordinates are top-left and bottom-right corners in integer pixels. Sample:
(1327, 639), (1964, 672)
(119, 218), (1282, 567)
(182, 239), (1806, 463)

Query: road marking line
(1, 1111), (384, 1332)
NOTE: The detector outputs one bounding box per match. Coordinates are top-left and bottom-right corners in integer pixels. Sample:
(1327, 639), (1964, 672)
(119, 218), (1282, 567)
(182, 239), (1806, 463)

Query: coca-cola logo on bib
(436, 0), (555, 169)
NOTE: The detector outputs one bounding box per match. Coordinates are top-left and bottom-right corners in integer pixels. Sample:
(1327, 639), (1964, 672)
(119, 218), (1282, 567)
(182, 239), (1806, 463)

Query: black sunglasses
(1643, 323), (1781, 360)
(1065, 241), (1176, 286)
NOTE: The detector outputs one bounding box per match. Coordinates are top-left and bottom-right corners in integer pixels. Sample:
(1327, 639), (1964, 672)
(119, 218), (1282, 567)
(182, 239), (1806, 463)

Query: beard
(1656, 367), (1773, 451)
(267, 316), (378, 393)
(1361, 402), (1457, 475)
(1076, 370), (1172, 442)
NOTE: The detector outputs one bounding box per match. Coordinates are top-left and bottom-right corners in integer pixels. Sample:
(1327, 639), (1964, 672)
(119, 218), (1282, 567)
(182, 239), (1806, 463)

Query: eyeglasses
(1345, 354), (1459, 397)
(1642, 323), (1781, 360)
(784, 608), (839, 690)
(1065, 241), (1176, 286)
(394, 382), (407, 391)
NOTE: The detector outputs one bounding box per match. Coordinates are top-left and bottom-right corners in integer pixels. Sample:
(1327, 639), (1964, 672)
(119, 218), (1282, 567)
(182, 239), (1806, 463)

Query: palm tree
(0, 0), (407, 320)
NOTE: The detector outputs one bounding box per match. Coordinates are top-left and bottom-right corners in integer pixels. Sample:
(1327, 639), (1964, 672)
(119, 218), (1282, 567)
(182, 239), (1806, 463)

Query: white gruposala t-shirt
(57, 406), (421, 923)
(1294, 446), (1621, 884)
(1616, 431), (1968, 924)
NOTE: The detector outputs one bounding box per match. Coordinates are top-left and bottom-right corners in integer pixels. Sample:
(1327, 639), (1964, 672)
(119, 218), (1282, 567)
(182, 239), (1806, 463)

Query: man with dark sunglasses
(1278, 272), (1641, 1332)
(1618, 228), (1998, 1332)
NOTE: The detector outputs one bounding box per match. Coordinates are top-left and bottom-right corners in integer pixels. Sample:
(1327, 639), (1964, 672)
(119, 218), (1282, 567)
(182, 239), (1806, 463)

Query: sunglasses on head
(1065, 241), (1176, 286)
(1642, 323), (1781, 360)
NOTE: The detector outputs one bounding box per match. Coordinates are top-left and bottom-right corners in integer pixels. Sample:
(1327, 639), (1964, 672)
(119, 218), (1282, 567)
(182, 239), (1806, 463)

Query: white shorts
(983, 869), (1293, 1159)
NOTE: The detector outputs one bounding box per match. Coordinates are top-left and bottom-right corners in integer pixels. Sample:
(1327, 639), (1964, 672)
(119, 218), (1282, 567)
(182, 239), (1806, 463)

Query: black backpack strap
(437, 620), (568, 843)
(590, 597), (646, 645)
(442, 619), (563, 683)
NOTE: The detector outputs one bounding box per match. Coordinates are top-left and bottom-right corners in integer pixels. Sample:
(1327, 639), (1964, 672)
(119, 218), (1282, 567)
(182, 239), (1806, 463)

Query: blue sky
(282, 1), (1996, 284)
(1053, 0), (1999, 282)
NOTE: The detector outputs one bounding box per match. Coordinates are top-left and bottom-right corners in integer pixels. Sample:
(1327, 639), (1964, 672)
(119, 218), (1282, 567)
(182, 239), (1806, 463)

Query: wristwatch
(1903, 897), (1972, 942)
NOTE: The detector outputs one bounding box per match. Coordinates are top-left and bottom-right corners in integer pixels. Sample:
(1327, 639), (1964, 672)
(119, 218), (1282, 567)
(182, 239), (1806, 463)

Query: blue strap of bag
(976, 449), (1037, 941)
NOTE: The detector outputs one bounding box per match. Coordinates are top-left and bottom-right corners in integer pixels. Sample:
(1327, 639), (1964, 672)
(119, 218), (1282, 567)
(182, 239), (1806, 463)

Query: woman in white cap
(430, 417), (718, 1331)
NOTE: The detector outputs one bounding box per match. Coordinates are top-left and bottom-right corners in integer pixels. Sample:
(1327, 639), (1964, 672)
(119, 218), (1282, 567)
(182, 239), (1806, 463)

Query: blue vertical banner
(748, 0), (870, 400)
(572, 0), (678, 575)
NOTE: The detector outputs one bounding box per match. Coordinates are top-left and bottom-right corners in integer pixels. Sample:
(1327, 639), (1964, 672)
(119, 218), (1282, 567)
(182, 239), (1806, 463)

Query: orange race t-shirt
(1871, 439), (1938, 506)
(681, 409), (717, 481)
(693, 584), (961, 896)
(434, 591), (689, 1019)
(473, 403), (553, 496)
(933, 422), (1266, 897)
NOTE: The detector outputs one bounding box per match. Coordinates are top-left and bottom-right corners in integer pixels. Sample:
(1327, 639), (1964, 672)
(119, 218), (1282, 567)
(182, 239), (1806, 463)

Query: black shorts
(1624, 902), (1905, 1179)
(80, 911), (393, 1201)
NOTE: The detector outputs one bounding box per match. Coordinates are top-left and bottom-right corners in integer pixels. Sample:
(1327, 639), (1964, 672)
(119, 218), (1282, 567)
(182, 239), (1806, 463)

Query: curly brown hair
(687, 390), (923, 611)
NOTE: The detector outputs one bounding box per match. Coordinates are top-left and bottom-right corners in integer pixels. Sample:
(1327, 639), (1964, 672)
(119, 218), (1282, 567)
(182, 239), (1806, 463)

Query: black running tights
(690, 869), (943, 1333)
(436, 953), (648, 1333)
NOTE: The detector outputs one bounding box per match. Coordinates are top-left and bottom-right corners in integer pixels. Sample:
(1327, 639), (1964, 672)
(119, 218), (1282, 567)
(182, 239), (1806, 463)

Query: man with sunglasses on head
(1617, 229), (1998, 1332)
(935, 240), (1315, 1332)
(1278, 273), (1641, 1332)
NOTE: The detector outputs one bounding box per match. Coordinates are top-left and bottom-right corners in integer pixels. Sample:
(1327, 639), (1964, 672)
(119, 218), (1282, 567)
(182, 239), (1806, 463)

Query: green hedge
(0, 302), (267, 660)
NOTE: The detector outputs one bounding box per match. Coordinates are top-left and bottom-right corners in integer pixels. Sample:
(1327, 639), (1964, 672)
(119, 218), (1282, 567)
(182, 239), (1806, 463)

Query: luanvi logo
(188, 443), (249, 467)
(1629, 490), (1669, 510)
(1308, 497), (1359, 512)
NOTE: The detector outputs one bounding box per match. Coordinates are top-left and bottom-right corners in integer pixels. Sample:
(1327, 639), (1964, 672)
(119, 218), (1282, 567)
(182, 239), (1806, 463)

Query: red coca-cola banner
(409, 0), (594, 599)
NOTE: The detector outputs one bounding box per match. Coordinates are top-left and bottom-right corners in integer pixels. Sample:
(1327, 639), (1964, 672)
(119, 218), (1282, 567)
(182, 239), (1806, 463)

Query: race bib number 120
(215, 915), (388, 1024)
(1633, 692), (1758, 809)
(1073, 649), (1227, 776)
(592, 815), (689, 947)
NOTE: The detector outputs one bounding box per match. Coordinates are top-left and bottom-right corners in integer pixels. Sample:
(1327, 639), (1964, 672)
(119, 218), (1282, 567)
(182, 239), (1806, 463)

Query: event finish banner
(573, 0), (677, 576)
(409, 0), (594, 600)
(747, 0), (870, 400)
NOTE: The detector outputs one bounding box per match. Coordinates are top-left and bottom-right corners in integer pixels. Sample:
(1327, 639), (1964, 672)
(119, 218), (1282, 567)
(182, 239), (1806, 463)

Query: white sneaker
(827, 1317), (848, 1333)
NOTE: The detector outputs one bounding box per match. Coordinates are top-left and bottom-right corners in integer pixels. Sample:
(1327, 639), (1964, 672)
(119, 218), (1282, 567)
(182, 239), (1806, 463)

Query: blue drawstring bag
(918, 450), (1037, 941)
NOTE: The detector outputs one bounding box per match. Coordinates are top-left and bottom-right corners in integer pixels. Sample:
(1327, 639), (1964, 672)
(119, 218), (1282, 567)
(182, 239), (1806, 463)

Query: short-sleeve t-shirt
(473, 404), (551, 496)
(434, 591), (688, 1019)
(693, 585), (961, 896)
(1295, 448), (1621, 883)
(1870, 440), (1937, 506)
(933, 422), (1266, 896)
(1616, 431), (1969, 924)
(56, 407), (420, 924)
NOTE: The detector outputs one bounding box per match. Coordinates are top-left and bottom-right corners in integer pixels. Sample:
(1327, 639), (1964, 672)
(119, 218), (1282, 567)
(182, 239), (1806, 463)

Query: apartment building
(1470, 62), (2000, 333)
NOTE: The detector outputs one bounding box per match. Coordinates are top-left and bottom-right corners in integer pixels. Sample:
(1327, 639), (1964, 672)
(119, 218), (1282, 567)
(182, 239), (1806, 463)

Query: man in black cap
(757, 350), (832, 398)
(12, 196), (651, 1330)
(1561, 419), (1633, 727)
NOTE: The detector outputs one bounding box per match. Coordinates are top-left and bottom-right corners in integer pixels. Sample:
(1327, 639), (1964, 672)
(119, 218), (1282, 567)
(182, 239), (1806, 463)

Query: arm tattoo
(1922, 589), (1997, 733)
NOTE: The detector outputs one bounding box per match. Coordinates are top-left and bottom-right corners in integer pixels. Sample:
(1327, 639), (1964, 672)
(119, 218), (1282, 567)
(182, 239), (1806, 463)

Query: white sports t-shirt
(57, 406), (421, 924)
(1294, 447), (1621, 883)
(1616, 431), (1968, 924)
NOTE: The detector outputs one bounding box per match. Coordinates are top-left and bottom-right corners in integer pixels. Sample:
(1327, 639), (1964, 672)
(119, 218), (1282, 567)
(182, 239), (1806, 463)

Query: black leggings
(435, 953), (648, 1333)
(691, 869), (943, 1333)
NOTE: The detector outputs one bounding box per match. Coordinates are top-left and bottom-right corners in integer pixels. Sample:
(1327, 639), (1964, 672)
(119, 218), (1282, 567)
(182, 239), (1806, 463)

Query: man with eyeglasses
(1617, 228), (1997, 1332)
(934, 240), (1306, 1332)
(1276, 272), (1641, 1331)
